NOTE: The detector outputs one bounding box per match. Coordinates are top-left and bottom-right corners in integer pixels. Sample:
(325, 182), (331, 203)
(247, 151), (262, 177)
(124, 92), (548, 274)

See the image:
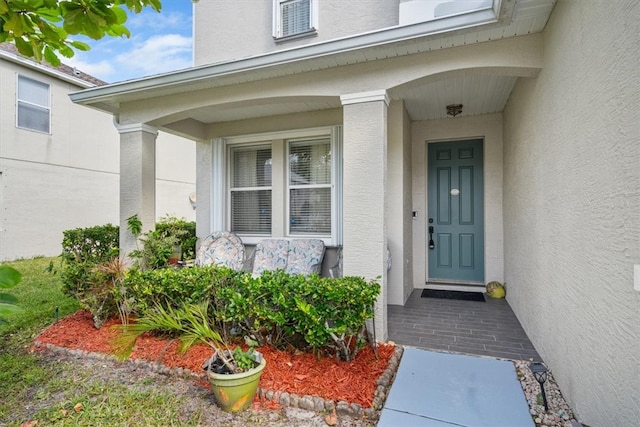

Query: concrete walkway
(378, 347), (534, 427)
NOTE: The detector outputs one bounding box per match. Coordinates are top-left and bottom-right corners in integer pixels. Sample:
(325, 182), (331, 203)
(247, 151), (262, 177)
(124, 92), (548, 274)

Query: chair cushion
(195, 231), (245, 270)
(286, 239), (325, 276)
(252, 239), (289, 275)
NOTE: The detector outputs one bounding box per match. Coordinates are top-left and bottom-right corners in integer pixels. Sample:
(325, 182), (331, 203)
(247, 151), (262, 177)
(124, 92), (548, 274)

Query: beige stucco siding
(387, 100), (413, 305)
(502, 1), (640, 425)
(194, 0), (400, 65)
(411, 113), (504, 287)
(0, 59), (195, 260)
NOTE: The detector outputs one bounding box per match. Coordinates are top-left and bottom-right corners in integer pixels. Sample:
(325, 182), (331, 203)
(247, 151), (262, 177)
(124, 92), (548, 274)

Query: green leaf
(4, 13), (25, 37)
(0, 293), (18, 304)
(0, 302), (24, 317)
(0, 266), (22, 288)
(106, 23), (130, 38)
(68, 40), (90, 51)
(43, 45), (61, 66)
(62, 8), (85, 34)
(111, 5), (128, 24)
(0, 1), (8, 15)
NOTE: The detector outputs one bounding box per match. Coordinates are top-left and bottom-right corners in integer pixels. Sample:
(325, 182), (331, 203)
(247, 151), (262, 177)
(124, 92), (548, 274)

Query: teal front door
(428, 139), (484, 283)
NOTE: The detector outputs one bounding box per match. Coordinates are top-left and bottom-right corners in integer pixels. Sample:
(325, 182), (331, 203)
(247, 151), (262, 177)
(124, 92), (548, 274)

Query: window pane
(18, 76), (49, 107)
(281, 0), (311, 36)
(289, 188), (331, 235)
(17, 103), (50, 133)
(231, 190), (272, 234)
(289, 139), (331, 185)
(231, 146), (272, 188)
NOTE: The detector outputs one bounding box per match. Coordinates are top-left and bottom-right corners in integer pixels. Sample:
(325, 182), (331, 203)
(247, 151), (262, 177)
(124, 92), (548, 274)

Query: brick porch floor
(388, 289), (542, 361)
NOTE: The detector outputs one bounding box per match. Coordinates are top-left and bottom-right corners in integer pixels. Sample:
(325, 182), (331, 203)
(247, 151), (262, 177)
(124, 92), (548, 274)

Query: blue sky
(65, 1), (194, 83)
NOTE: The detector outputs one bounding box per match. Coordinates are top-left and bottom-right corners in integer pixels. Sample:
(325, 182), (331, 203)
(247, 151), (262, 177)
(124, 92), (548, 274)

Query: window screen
(288, 139), (331, 235)
(280, 0), (311, 37)
(17, 76), (50, 133)
(230, 145), (273, 234)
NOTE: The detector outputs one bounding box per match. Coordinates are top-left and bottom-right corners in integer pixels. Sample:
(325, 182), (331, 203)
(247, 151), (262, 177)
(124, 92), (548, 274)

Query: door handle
(428, 225), (435, 249)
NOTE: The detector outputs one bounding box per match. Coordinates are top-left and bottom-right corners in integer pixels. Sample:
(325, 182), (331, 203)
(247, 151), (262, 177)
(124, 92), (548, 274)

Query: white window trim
(272, 0), (318, 41)
(16, 74), (51, 134)
(220, 126), (342, 246)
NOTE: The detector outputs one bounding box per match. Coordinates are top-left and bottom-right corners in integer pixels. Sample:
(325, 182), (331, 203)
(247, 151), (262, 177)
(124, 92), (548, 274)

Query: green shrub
(122, 266), (379, 360)
(60, 224), (119, 298)
(155, 216), (197, 261)
(60, 224), (120, 328)
(129, 216), (196, 270)
(216, 270), (379, 360)
(122, 266), (237, 316)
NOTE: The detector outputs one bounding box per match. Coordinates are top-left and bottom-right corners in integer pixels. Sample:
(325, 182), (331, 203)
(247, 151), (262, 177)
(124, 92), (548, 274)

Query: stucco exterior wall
(502, 1), (640, 425)
(411, 114), (504, 287)
(0, 60), (195, 261)
(387, 100), (413, 305)
(194, 0), (400, 65)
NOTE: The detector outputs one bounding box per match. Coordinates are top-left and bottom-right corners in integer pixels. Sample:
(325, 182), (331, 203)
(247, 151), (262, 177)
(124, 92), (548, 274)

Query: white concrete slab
(378, 347), (534, 427)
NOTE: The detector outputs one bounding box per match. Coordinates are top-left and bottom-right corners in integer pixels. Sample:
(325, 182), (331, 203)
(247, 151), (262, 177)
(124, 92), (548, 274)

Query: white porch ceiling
(182, 74), (518, 124)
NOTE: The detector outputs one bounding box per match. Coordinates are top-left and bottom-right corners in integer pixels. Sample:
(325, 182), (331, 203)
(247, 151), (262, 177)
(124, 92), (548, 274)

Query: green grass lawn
(0, 257), (203, 426)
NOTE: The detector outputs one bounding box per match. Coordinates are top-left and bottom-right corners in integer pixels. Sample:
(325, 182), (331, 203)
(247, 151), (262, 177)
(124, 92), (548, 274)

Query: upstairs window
(273, 0), (317, 39)
(17, 75), (50, 133)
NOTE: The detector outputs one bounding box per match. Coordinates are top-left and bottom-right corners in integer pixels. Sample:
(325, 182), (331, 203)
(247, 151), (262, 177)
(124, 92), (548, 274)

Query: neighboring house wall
(194, 0), (400, 65)
(0, 58), (195, 261)
(502, 1), (640, 426)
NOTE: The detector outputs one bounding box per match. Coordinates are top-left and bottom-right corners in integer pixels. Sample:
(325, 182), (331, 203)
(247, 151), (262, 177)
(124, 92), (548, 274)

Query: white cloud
(113, 34), (193, 79)
(64, 33), (193, 83)
(64, 56), (117, 82)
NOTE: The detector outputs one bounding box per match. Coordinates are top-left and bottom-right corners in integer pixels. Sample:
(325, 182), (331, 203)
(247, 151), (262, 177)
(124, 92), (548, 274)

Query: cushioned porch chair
(195, 231), (245, 271)
(251, 238), (325, 276)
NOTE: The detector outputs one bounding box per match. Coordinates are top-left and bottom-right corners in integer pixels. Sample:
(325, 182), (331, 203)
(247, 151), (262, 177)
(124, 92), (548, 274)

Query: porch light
(446, 104), (463, 117)
(530, 362), (549, 411)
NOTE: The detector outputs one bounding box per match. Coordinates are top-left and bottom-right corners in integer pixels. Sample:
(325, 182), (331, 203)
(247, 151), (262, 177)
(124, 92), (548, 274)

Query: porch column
(340, 90), (389, 342)
(117, 123), (158, 259)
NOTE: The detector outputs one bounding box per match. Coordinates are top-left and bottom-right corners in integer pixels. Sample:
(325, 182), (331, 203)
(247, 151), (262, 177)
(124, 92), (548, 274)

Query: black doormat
(421, 289), (485, 302)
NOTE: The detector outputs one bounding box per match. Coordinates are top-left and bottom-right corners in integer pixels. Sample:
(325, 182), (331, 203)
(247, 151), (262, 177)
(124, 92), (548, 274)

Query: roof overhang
(70, 1), (507, 113)
(0, 49), (96, 89)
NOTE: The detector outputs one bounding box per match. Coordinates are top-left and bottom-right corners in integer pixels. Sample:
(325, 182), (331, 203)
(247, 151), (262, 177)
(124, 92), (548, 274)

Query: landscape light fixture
(446, 104), (463, 117)
(530, 362), (549, 411)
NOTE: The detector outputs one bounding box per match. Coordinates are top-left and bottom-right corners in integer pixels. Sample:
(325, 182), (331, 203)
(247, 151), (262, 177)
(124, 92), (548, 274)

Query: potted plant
(113, 301), (266, 413)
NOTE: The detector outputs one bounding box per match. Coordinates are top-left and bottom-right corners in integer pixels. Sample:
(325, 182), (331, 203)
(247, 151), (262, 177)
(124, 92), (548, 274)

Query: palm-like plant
(0, 265), (23, 324)
(113, 301), (244, 373)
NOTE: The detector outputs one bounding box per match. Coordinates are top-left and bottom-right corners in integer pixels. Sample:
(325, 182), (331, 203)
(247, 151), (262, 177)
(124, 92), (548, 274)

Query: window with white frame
(225, 127), (341, 245)
(273, 0), (317, 39)
(229, 145), (273, 235)
(17, 75), (50, 133)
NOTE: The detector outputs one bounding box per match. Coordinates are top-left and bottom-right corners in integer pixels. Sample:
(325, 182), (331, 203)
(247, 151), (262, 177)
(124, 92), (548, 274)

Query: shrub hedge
(121, 267), (380, 360)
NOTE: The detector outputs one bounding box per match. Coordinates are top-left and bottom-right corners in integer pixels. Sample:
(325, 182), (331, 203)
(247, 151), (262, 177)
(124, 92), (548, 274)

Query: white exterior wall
(0, 60), (195, 261)
(194, 0), (399, 65)
(387, 100), (413, 304)
(411, 113), (504, 287)
(502, 1), (640, 426)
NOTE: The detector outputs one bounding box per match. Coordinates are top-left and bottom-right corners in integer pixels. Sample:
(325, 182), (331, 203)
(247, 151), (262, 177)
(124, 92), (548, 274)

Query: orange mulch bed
(35, 311), (395, 409)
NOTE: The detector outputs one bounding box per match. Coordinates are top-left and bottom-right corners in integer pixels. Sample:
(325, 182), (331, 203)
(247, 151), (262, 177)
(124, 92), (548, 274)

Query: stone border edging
(32, 341), (404, 421)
